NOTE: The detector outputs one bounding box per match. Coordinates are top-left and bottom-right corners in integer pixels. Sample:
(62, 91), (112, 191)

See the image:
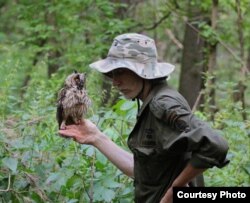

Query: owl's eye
(75, 75), (80, 81)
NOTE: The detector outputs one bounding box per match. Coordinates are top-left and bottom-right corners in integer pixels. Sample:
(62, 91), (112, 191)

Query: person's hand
(160, 184), (189, 203)
(159, 187), (173, 203)
(58, 119), (102, 146)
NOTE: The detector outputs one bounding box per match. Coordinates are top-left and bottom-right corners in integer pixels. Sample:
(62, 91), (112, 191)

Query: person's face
(107, 68), (143, 99)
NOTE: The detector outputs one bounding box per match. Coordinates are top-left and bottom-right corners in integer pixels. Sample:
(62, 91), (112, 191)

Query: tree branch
(185, 20), (249, 75)
(144, 12), (171, 30)
(130, 12), (171, 32)
(165, 29), (183, 49)
(0, 173), (11, 192)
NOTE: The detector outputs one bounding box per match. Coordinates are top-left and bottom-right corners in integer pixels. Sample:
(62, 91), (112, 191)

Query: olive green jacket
(127, 82), (229, 203)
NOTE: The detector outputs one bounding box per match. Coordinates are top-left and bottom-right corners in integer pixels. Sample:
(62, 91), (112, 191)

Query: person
(59, 33), (229, 203)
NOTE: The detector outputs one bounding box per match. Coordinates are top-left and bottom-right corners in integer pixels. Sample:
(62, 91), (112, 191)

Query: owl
(56, 70), (91, 130)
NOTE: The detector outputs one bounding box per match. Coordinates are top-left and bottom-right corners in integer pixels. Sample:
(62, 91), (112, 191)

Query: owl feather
(56, 71), (91, 129)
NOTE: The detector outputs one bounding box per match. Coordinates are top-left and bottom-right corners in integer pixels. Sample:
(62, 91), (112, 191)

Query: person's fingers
(58, 133), (71, 139)
(79, 119), (86, 125)
(65, 121), (88, 129)
(58, 130), (76, 137)
(63, 124), (77, 129)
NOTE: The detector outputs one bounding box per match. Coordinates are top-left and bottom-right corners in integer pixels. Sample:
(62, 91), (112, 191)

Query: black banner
(173, 187), (250, 202)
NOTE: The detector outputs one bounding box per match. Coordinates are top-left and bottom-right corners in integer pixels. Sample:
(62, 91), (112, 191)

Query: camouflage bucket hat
(89, 33), (175, 79)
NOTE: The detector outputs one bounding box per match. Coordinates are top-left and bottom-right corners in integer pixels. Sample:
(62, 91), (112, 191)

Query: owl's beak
(78, 81), (84, 90)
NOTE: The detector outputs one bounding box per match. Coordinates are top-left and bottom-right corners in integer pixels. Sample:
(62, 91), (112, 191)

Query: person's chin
(120, 90), (137, 99)
(122, 93), (134, 100)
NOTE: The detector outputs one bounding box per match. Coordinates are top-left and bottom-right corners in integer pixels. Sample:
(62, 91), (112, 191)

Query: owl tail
(56, 105), (77, 129)
(56, 105), (64, 129)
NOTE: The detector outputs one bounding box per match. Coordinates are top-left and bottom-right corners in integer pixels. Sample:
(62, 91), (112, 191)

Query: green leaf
(103, 177), (121, 188)
(67, 200), (79, 203)
(86, 146), (95, 157)
(2, 157), (18, 173)
(94, 184), (116, 202)
(96, 151), (107, 165)
(243, 163), (250, 175)
(102, 189), (115, 202)
(120, 100), (136, 111)
(46, 172), (60, 184)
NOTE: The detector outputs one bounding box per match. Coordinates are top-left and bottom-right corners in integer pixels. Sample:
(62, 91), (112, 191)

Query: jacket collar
(137, 81), (167, 119)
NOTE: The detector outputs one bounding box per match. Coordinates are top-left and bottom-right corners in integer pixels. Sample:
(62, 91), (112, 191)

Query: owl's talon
(60, 123), (67, 130)
(76, 119), (83, 125)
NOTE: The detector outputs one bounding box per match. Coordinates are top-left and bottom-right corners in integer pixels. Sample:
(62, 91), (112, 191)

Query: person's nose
(112, 76), (121, 87)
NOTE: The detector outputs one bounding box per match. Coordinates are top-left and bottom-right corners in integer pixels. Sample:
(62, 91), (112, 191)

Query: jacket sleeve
(149, 95), (230, 169)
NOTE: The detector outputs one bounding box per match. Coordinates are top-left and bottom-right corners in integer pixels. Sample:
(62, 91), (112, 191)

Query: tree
(179, 1), (207, 109)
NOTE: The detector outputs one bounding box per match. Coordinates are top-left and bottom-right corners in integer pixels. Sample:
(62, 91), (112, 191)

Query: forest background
(0, 0), (249, 202)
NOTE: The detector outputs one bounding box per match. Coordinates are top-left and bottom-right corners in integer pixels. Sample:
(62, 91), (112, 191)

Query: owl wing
(56, 88), (67, 129)
(57, 87), (77, 129)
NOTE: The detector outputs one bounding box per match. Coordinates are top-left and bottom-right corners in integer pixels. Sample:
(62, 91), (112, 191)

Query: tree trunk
(247, 49), (250, 72)
(233, 0), (247, 120)
(179, 13), (206, 108)
(46, 8), (61, 78)
(206, 0), (219, 120)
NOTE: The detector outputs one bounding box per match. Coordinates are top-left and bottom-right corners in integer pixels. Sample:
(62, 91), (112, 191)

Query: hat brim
(89, 58), (175, 79)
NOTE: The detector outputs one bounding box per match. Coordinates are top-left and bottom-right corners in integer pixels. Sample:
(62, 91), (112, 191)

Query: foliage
(0, 90), (136, 202)
(0, 0), (250, 202)
(0, 0), (136, 202)
(203, 81), (250, 186)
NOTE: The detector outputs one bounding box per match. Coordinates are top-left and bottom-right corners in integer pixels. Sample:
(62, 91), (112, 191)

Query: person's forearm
(160, 163), (206, 202)
(94, 133), (134, 178)
(172, 163), (206, 187)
